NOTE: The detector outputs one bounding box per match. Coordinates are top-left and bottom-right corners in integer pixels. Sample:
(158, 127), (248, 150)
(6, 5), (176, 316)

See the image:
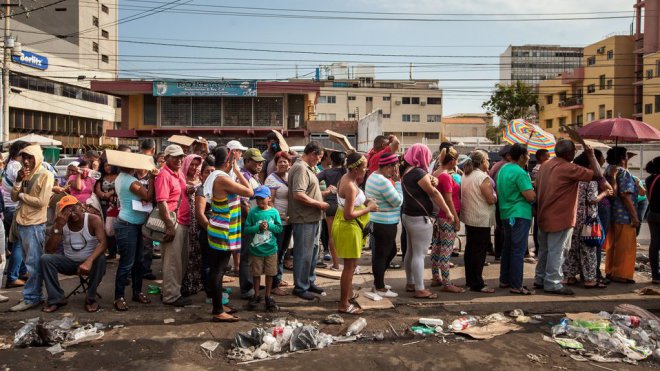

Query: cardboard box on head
(271, 130), (289, 152)
(324, 129), (355, 153)
(106, 150), (156, 171)
(168, 135), (197, 148)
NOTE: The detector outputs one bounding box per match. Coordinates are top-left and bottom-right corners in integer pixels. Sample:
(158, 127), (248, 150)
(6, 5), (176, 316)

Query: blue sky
(118, 0), (636, 115)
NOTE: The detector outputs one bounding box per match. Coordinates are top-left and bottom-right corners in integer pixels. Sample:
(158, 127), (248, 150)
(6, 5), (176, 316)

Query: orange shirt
(536, 157), (593, 233)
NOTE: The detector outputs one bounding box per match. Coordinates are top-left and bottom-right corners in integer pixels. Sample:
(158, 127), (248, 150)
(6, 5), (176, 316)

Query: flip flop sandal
(114, 298), (129, 311)
(440, 285), (465, 293)
(479, 287), (496, 294)
(338, 304), (363, 315)
(509, 286), (535, 295)
(349, 292), (360, 304)
(212, 314), (240, 322)
(414, 292), (438, 299)
(279, 280), (291, 287)
(405, 285), (415, 292)
(223, 305), (238, 314)
(222, 276), (235, 283)
(584, 282), (607, 289)
(85, 300), (100, 313)
(132, 292), (151, 304)
(388, 263), (401, 269)
(42, 301), (67, 313)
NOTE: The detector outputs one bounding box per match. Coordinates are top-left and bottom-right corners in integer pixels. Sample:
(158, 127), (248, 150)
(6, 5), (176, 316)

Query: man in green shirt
(496, 144), (536, 295)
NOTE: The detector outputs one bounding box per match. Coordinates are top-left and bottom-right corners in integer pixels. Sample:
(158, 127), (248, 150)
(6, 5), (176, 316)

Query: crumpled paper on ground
(458, 322), (522, 340)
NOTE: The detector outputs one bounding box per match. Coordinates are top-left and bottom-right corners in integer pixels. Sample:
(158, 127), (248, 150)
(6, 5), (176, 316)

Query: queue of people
(1, 134), (659, 324)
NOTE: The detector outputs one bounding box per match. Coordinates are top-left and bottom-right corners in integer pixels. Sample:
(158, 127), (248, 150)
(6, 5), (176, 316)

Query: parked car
(54, 157), (79, 179)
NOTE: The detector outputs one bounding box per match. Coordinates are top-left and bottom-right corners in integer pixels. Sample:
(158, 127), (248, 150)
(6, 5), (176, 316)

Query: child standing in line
(244, 186), (283, 311)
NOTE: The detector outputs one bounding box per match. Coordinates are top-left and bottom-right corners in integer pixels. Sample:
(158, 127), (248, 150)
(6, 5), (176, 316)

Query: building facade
(308, 78), (443, 148)
(92, 80), (319, 151)
(442, 113), (491, 139)
(7, 0), (121, 151)
(500, 45), (584, 86)
(638, 0), (660, 127)
(538, 35), (635, 137)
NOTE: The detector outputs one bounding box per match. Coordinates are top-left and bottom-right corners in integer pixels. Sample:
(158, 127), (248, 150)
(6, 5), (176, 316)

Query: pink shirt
(155, 165), (191, 226)
(436, 172), (460, 220)
(68, 175), (96, 204)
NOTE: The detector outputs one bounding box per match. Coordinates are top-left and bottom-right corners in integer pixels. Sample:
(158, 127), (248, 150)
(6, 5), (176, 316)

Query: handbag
(354, 217), (373, 238)
(142, 189), (183, 243)
(580, 186), (603, 247)
(402, 168), (436, 222)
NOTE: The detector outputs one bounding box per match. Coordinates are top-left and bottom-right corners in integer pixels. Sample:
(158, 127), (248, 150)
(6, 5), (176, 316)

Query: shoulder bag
(402, 167), (437, 221)
(580, 184), (603, 248)
(142, 183), (183, 243)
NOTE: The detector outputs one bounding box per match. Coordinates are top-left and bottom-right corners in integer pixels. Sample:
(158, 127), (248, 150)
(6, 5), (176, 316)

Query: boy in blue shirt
(244, 186), (283, 311)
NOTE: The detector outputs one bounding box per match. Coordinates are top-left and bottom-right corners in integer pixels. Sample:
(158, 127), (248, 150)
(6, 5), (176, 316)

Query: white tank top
(338, 187), (366, 208)
(63, 213), (99, 262)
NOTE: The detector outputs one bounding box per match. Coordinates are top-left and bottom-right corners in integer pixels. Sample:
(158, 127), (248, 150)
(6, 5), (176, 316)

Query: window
(606, 79), (613, 89)
(347, 96), (356, 101)
(607, 50), (613, 60)
(318, 95), (336, 104)
(559, 117), (566, 126)
(411, 114), (420, 122)
(143, 95), (157, 125)
(425, 133), (440, 140)
(655, 96), (660, 112)
(101, 54), (109, 63)
(657, 61), (660, 77)
(576, 114), (583, 125)
(402, 132), (417, 137)
(648, 70), (654, 79)
(101, 4), (109, 14)
(92, 16), (99, 27)
(92, 42), (98, 52)
(402, 97), (411, 104)
(607, 110), (613, 119)
(559, 91), (567, 101)
(348, 113), (356, 119)
(427, 97), (442, 105)
(598, 104), (606, 119)
(645, 103), (653, 114)
(366, 96), (373, 102)
(411, 97), (420, 104)
(587, 112), (595, 121)
(101, 29), (109, 39)
(382, 96), (391, 101)
(587, 56), (596, 65)
(427, 115), (441, 122)
(546, 95), (553, 104)
(599, 75), (606, 90)
(587, 84), (596, 93)
(402, 114), (411, 122)
(545, 119), (553, 129)
(383, 114), (390, 118)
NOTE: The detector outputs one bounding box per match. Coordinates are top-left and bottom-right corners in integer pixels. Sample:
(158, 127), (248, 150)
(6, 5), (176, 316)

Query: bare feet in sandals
(338, 304), (363, 315)
(212, 312), (240, 322)
(414, 289), (438, 299)
(42, 300), (67, 313)
(85, 299), (99, 313)
(440, 284), (465, 294)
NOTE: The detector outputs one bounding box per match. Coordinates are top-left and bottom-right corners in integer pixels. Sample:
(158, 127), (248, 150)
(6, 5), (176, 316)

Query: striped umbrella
(503, 118), (556, 155)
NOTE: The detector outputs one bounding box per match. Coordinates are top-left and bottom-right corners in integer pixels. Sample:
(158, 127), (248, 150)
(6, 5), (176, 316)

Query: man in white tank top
(40, 196), (107, 313)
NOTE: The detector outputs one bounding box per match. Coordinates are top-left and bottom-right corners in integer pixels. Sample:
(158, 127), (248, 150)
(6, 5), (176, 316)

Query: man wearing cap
(488, 144), (512, 261)
(237, 148), (265, 298)
(40, 196), (107, 313)
(155, 144), (191, 307)
(9, 144), (55, 312)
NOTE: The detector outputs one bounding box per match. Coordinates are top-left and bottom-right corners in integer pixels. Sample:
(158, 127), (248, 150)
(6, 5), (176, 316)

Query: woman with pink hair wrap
(401, 144), (453, 299)
(180, 154), (204, 296)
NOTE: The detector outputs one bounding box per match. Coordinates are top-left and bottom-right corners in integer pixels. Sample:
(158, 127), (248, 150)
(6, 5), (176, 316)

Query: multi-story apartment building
(7, 0), (121, 151)
(500, 45), (584, 86)
(638, 0), (660, 127)
(538, 35), (635, 138)
(309, 78), (443, 148)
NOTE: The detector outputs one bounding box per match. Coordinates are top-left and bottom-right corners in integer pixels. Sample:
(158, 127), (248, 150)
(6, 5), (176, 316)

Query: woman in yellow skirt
(333, 153), (378, 314)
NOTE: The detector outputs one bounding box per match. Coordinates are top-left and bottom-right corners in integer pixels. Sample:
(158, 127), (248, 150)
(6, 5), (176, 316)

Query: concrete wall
(357, 110), (383, 152)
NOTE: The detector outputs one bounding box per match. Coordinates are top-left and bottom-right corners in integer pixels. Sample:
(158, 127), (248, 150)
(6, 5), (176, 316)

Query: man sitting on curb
(41, 195), (107, 313)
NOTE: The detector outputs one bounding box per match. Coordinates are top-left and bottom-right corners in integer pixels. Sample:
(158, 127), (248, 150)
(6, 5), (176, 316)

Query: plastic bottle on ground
(346, 318), (367, 336)
(450, 316), (477, 331)
(611, 314), (641, 328)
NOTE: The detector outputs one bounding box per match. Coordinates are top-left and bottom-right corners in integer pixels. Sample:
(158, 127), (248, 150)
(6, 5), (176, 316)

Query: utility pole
(1, 0), (10, 143)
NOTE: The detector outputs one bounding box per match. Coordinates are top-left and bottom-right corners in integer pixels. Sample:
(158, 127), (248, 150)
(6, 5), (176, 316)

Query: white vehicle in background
(54, 157), (79, 179)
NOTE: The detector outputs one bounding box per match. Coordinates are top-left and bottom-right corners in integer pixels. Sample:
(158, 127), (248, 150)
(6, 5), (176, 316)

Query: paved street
(0, 224), (657, 369)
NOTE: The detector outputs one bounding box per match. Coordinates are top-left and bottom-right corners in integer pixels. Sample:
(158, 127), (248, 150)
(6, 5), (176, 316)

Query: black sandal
(132, 292), (151, 304)
(510, 286), (535, 295)
(114, 297), (129, 311)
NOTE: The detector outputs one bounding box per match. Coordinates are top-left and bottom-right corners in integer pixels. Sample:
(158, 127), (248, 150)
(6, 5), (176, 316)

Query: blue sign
(12, 50), (48, 70)
(153, 80), (257, 97)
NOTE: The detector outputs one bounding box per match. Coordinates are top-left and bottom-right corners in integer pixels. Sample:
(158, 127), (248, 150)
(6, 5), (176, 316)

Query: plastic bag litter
(62, 325), (104, 347)
(289, 326), (319, 351)
(483, 313), (509, 323)
(323, 314), (344, 325)
(614, 304), (660, 323)
(46, 343), (65, 355)
(234, 328), (267, 348)
(13, 318), (44, 347)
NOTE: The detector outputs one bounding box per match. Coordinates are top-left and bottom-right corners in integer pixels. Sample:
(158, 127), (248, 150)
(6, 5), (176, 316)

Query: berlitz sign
(12, 50), (48, 70)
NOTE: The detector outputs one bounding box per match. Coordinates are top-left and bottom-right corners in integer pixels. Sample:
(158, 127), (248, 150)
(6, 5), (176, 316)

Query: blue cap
(253, 185), (271, 199)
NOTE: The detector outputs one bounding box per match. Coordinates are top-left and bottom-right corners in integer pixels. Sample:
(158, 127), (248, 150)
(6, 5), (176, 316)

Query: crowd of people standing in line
(1, 132), (660, 323)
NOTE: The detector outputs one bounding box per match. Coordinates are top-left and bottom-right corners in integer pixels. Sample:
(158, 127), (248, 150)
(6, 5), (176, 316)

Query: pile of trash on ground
(545, 304), (660, 365)
(11, 316), (105, 355)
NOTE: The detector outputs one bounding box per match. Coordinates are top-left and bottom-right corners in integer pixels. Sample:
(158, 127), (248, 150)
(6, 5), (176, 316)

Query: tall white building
(500, 45), (583, 86)
(6, 0), (122, 151)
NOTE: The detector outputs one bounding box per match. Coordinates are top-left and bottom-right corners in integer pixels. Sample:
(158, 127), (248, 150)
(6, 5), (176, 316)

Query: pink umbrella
(577, 118), (660, 143)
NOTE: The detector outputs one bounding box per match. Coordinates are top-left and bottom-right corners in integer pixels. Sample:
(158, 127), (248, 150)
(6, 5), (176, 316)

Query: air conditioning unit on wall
(420, 101), (426, 106)
(395, 100), (401, 105)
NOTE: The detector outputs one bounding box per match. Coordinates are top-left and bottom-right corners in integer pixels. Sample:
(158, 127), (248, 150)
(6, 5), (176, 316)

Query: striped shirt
(365, 172), (403, 224)
(207, 171), (242, 251)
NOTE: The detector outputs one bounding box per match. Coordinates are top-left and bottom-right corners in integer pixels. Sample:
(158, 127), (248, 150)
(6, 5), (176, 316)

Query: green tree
(486, 125), (501, 144)
(482, 81), (538, 127)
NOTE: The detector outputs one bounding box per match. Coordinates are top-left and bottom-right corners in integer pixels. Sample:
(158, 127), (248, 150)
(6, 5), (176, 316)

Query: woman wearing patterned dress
(207, 147), (254, 322)
(562, 153), (612, 288)
(181, 154), (203, 297)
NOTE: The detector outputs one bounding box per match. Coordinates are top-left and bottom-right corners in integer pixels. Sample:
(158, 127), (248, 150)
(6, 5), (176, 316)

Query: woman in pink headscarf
(401, 144), (453, 299)
(180, 154), (203, 296)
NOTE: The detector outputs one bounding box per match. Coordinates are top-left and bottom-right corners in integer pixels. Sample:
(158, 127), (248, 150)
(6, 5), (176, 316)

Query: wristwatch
(52, 227), (63, 235)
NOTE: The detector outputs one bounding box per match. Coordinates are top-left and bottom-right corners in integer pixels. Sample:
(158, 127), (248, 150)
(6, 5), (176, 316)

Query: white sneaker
(373, 288), (398, 298)
(9, 300), (42, 312)
(0, 294), (8, 303)
(385, 284), (392, 290)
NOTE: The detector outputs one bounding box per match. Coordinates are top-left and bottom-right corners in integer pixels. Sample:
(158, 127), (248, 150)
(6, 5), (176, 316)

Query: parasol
(577, 118), (660, 144)
(503, 119), (556, 155)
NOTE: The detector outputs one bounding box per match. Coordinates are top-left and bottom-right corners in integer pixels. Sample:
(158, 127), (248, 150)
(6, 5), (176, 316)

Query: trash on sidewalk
(323, 314), (344, 325)
(634, 286), (660, 295)
(0, 336), (11, 350)
(483, 313), (510, 323)
(46, 343), (65, 355)
(458, 322), (522, 340)
(362, 292), (383, 301)
(147, 284), (161, 295)
(200, 340), (220, 359)
(553, 337), (583, 350)
(346, 318), (367, 336)
(163, 318), (175, 324)
(418, 318), (444, 326)
(509, 309), (524, 317)
(527, 353), (548, 364)
(14, 317), (104, 350)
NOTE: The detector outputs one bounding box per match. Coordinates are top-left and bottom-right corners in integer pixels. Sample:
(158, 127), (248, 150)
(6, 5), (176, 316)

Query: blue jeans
(500, 218), (531, 289)
(273, 224), (293, 289)
(17, 224), (46, 304)
(114, 219), (144, 300)
(292, 221), (321, 294)
(239, 232), (253, 298)
(41, 254), (106, 305)
(535, 227), (573, 291)
(637, 198), (649, 236)
(4, 207), (27, 282)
